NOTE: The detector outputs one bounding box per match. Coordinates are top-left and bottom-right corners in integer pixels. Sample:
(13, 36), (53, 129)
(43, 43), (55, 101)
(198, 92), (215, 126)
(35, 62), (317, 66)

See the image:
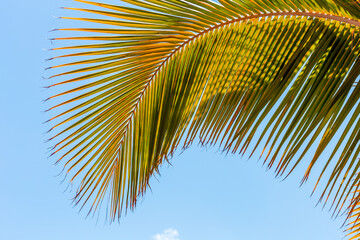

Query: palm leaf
(47, 0), (360, 238)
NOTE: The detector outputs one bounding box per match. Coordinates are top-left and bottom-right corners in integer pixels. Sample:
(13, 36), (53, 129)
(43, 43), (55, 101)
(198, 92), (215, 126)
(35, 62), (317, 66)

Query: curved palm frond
(46, 0), (360, 238)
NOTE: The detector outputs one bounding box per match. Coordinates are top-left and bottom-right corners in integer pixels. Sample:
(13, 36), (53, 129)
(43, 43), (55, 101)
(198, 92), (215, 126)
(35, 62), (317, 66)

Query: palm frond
(47, 0), (360, 237)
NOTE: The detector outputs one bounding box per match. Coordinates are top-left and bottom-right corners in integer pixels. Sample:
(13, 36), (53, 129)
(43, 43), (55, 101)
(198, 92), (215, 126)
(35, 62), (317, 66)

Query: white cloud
(152, 228), (180, 240)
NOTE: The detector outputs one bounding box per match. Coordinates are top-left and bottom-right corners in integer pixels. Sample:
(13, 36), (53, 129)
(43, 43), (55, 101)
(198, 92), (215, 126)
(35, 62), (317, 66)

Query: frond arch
(46, 0), (360, 238)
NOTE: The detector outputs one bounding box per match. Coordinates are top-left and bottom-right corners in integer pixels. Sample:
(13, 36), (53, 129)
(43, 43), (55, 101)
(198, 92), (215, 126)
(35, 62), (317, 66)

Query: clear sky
(0, 1), (347, 240)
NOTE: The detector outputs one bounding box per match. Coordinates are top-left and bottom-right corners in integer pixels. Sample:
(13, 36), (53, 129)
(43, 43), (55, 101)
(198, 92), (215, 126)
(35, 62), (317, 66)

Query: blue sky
(0, 1), (347, 239)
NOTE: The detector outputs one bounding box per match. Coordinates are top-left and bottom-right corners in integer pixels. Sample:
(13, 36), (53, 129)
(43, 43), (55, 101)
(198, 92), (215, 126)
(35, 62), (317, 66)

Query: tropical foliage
(47, 0), (360, 238)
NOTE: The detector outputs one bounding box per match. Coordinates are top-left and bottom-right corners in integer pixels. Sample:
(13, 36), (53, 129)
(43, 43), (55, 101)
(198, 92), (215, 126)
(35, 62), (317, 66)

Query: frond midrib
(119, 10), (360, 145)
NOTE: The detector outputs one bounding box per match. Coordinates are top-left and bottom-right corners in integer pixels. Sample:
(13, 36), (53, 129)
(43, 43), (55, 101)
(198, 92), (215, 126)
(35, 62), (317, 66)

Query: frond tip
(47, 0), (360, 237)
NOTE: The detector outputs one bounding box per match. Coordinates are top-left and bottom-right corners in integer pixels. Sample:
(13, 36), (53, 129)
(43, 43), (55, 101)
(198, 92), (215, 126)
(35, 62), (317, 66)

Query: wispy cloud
(152, 228), (180, 240)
